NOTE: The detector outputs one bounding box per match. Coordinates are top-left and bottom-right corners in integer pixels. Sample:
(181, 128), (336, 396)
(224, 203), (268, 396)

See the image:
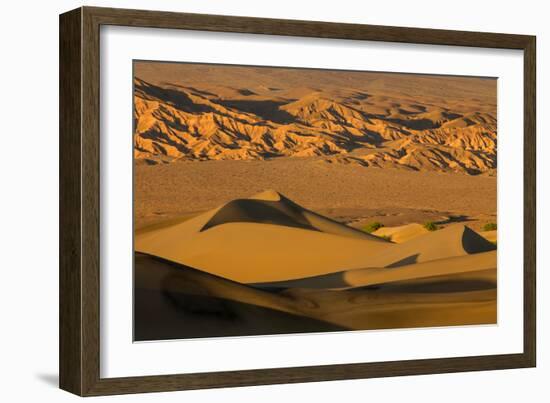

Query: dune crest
(249, 189), (282, 201)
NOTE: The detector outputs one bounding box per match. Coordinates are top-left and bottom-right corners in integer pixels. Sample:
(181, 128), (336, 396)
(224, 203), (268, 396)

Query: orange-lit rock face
(133, 63), (496, 175)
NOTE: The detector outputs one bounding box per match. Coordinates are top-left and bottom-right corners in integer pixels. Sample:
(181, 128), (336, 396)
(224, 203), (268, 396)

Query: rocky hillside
(133, 71), (497, 175)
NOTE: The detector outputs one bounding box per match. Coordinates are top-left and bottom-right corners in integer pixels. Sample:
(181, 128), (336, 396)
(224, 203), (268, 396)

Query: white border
(100, 25), (524, 378)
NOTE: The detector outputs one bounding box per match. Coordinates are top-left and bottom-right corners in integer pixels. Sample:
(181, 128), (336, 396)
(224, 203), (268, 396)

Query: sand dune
(136, 191), (495, 283)
(134, 191), (497, 340)
(134, 253), (346, 340)
(479, 230), (497, 243)
(135, 251), (496, 340)
(253, 250), (496, 290)
(373, 223), (429, 243)
(365, 224), (495, 268)
(135, 190), (390, 282)
(374, 223), (498, 245)
(207, 190), (377, 240)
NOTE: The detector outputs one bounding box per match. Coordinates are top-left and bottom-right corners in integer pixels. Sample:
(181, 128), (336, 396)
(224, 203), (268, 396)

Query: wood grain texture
(81, 6), (102, 396)
(86, 6), (531, 49)
(523, 37), (537, 367)
(59, 6), (537, 396)
(59, 8), (83, 396)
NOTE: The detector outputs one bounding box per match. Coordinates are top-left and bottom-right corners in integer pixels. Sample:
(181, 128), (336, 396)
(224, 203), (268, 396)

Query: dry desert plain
(132, 62), (497, 340)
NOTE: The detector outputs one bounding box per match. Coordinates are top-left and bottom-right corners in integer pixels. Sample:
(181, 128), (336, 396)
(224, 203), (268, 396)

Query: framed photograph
(59, 6), (536, 396)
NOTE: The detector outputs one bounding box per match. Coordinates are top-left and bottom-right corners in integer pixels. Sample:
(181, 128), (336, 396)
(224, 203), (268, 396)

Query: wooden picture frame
(59, 6), (536, 396)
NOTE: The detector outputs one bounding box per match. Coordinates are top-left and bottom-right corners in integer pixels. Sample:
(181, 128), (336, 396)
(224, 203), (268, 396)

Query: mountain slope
(133, 75), (497, 174)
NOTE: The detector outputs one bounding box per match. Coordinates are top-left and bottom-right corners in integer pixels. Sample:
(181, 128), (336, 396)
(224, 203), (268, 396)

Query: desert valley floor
(134, 158), (496, 232)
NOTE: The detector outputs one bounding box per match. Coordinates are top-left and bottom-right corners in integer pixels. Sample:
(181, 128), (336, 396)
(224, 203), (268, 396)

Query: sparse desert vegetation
(364, 222), (384, 233)
(483, 222), (497, 231)
(424, 221), (439, 231)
